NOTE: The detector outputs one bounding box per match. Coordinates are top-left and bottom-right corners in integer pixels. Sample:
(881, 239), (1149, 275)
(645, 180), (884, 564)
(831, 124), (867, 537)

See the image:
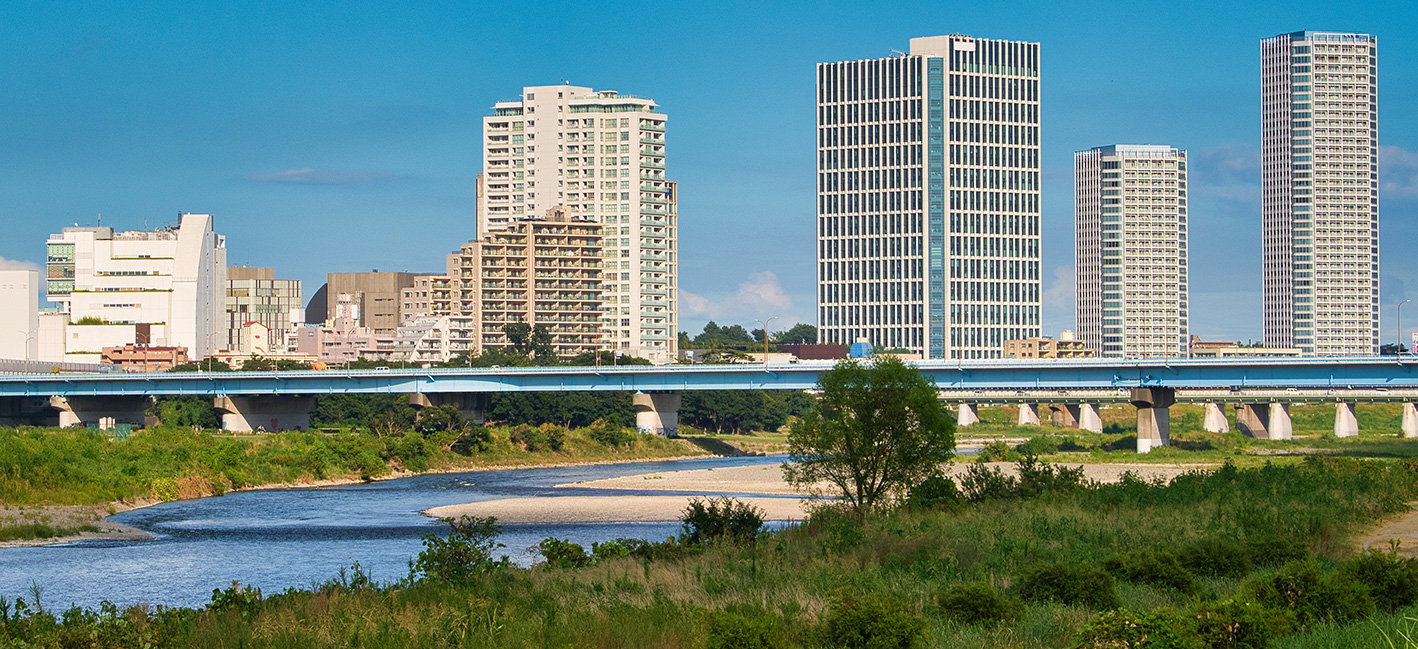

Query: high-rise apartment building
(816, 35), (1041, 359)
(225, 267), (302, 353)
(477, 84), (677, 362)
(1075, 145), (1189, 358)
(1261, 30), (1379, 355)
(45, 213), (227, 359)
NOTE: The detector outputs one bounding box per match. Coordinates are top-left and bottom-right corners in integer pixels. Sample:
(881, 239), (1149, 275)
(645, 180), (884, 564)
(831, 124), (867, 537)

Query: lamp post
(14, 329), (36, 366)
(755, 316), (778, 368)
(204, 331), (226, 373)
(1400, 299), (1412, 357)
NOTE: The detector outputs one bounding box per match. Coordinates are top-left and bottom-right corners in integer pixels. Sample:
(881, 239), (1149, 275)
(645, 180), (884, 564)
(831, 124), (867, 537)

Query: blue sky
(1, 1), (1415, 343)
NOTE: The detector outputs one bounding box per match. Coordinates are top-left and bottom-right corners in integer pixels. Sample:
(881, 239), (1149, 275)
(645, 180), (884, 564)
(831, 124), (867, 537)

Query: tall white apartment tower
(477, 85), (678, 362)
(1075, 145), (1189, 358)
(816, 35), (1041, 359)
(1261, 30), (1379, 356)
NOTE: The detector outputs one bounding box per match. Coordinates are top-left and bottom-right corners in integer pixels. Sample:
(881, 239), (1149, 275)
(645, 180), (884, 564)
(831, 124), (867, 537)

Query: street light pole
(755, 316), (778, 369)
(1400, 299), (1412, 357)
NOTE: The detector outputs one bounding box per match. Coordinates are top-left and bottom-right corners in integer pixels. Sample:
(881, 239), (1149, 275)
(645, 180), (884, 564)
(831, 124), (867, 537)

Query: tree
(778, 323), (818, 345)
(783, 356), (954, 518)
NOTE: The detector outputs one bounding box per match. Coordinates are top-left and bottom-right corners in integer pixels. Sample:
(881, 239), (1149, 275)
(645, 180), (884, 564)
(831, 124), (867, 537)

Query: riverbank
(0, 504), (152, 548)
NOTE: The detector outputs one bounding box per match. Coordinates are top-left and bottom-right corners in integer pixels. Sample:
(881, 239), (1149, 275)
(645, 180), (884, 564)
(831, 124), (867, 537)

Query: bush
(536, 537), (592, 568)
(1015, 562), (1121, 610)
(508, 424), (565, 452)
(1103, 550), (1199, 594)
(413, 516), (508, 583)
(1072, 609), (1192, 649)
(1016, 456), (1088, 497)
(1188, 599), (1288, 649)
(805, 505), (865, 551)
(1179, 538), (1252, 578)
(1245, 559), (1373, 628)
(703, 608), (788, 649)
(1016, 435), (1061, 457)
(960, 463), (1018, 502)
(1244, 536), (1310, 568)
(451, 426), (493, 454)
(681, 497), (765, 545)
(814, 592), (924, 649)
(1338, 548), (1418, 611)
(906, 475), (963, 511)
(975, 440), (1019, 463)
(935, 581), (1021, 626)
(587, 418), (636, 447)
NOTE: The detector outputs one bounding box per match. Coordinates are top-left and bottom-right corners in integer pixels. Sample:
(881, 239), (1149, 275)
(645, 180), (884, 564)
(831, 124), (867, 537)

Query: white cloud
(1190, 144), (1260, 206)
(1381, 145), (1418, 198)
(248, 168), (393, 186)
(0, 257), (41, 272)
(681, 271), (805, 329)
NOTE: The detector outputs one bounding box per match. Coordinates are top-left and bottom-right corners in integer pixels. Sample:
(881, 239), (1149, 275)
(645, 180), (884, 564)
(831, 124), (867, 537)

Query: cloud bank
(247, 168), (394, 186)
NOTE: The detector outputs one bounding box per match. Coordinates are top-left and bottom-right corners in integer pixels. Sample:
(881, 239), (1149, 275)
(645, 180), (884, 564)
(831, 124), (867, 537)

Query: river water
(0, 455), (788, 610)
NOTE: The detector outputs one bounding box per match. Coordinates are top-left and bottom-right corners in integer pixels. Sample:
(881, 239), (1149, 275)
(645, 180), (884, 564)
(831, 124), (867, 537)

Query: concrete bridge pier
(0, 396), (58, 427)
(1051, 404), (1079, 428)
(633, 392), (680, 438)
(1333, 403), (1359, 438)
(409, 392), (489, 426)
(1078, 404), (1104, 433)
(1131, 387), (1175, 453)
(955, 403), (980, 427)
(1203, 403), (1230, 433)
(1235, 403), (1270, 439)
(1267, 403), (1293, 440)
(1403, 403), (1418, 438)
(214, 395), (316, 432)
(1017, 403), (1042, 426)
(50, 395), (150, 428)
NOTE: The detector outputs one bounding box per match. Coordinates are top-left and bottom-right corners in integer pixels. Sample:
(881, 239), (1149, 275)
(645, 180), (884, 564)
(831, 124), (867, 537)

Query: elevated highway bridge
(3, 357), (1417, 452)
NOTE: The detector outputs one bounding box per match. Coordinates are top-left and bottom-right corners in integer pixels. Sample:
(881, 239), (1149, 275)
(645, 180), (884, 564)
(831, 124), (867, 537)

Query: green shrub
(935, 581), (1021, 626)
(1244, 536), (1310, 568)
(451, 426), (493, 453)
(412, 516), (508, 583)
(703, 608), (789, 649)
(587, 418), (636, 447)
(537, 537), (592, 568)
(681, 497), (765, 545)
(975, 440), (1019, 463)
(1188, 598), (1288, 649)
(508, 424), (565, 452)
(1015, 562), (1121, 610)
(1072, 609), (1192, 649)
(1016, 456), (1089, 497)
(1103, 550), (1199, 594)
(906, 475), (963, 511)
(960, 462), (1018, 502)
(1179, 538), (1252, 578)
(805, 505), (864, 551)
(591, 538), (633, 559)
(1246, 559), (1373, 628)
(1338, 549), (1418, 612)
(1016, 435), (1061, 456)
(814, 592), (923, 649)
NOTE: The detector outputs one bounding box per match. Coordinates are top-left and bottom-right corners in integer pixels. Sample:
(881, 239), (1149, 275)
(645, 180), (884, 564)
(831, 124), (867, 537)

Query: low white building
(46, 213), (227, 361)
(395, 315), (477, 364)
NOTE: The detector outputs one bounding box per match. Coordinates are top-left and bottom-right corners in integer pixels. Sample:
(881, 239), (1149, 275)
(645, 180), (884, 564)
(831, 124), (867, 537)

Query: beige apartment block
(325, 272), (419, 335)
(226, 266), (302, 353)
(1075, 145), (1189, 359)
(478, 85), (677, 362)
(1002, 332), (1094, 359)
(1261, 31), (1379, 355)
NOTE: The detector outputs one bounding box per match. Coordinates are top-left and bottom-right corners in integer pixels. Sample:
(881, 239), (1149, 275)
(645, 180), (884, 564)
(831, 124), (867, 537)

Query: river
(0, 455), (788, 610)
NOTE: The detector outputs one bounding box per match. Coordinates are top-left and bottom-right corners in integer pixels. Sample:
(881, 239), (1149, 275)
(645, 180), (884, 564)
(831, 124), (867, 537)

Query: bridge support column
(1051, 404), (1080, 428)
(1132, 388), (1175, 453)
(1267, 403), (1293, 440)
(214, 395), (315, 433)
(409, 393), (488, 426)
(1203, 403), (1230, 433)
(1333, 403), (1359, 438)
(0, 396), (58, 427)
(1017, 404), (1041, 426)
(955, 404), (980, 427)
(1404, 403), (1418, 438)
(1235, 404), (1271, 439)
(633, 392), (680, 438)
(1078, 404), (1104, 433)
(50, 395), (150, 428)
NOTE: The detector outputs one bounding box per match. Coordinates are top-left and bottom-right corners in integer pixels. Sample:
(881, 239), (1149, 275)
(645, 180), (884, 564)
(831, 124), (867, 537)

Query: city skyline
(2, 2), (1415, 344)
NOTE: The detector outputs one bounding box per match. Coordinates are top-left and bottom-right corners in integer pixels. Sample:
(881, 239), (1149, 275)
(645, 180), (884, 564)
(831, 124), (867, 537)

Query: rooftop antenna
(97, 212), (101, 227)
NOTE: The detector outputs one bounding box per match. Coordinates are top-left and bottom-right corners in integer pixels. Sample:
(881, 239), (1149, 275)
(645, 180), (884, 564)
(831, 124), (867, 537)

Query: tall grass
(1, 456), (1413, 647)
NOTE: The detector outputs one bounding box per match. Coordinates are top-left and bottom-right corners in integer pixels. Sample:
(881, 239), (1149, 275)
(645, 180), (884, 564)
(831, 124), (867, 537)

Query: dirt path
(1358, 503), (1418, 556)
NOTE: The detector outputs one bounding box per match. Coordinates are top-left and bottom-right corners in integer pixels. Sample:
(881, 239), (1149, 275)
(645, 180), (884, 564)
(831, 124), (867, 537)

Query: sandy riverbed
(0, 505), (152, 548)
(426, 460), (1214, 524)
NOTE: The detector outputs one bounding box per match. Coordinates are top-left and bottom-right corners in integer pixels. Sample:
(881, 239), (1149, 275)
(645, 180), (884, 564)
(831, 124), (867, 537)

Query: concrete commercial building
(45, 214), (227, 360)
(478, 84), (678, 362)
(1261, 30), (1379, 355)
(1075, 145), (1189, 358)
(816, 35), (1042, 359)
(325, 272), (420, 335)
(394, 315), (478, 364)
(101, 344), (189, 372)
(0, 270), (39, 361)
(1002, 331), (1093, 359)
(417, 212), (605, 358)
(1188, 335), (1303, 358)
(225, 267), (303, 353)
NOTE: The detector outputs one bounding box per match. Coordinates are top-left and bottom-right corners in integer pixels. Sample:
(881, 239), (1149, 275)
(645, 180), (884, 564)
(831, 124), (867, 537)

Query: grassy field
(1, 456), (1415, 647)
